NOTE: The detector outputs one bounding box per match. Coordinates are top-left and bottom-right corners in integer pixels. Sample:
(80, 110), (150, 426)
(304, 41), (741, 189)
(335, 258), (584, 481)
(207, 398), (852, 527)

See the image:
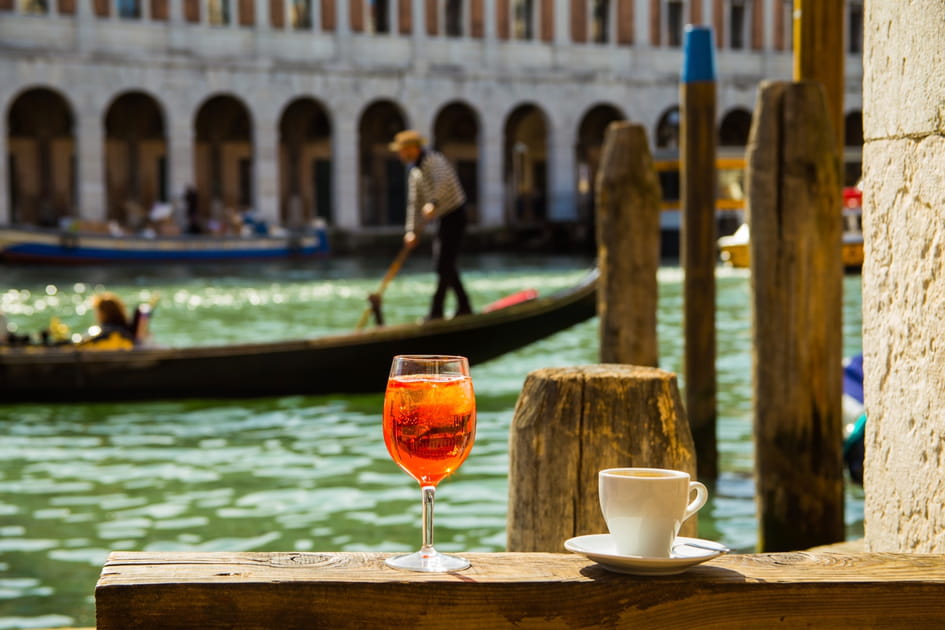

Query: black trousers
(430, 205), (472, 318)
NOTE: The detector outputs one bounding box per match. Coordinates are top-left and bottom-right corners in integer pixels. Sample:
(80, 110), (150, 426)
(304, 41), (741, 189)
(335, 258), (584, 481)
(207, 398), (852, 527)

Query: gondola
(0, 269), (598, 403)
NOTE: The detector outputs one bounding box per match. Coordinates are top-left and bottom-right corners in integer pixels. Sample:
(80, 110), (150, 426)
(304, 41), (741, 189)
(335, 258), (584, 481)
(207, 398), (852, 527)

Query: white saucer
(564, 534), (729, 576)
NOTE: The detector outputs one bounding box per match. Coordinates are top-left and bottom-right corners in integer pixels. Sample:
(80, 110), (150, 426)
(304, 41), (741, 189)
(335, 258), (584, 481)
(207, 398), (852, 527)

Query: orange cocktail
(382, 354), (476, 572)
(383, 373), (476, 486)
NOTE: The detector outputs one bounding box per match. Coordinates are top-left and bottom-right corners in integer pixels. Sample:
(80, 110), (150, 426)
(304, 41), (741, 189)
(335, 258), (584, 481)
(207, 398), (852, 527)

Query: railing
(95, 550), (945, 628)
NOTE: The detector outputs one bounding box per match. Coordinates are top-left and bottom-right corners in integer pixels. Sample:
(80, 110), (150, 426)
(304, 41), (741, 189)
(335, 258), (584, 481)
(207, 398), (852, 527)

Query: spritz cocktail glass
(382, 354), (476, 572)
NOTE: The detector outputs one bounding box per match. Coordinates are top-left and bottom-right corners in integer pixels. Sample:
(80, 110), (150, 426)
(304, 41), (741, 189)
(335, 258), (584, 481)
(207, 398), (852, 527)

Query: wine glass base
(385, 548), (470, 572)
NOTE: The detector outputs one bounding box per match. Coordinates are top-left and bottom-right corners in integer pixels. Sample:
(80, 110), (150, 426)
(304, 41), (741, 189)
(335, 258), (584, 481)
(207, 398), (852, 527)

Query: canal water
(0, 254), (864, 629)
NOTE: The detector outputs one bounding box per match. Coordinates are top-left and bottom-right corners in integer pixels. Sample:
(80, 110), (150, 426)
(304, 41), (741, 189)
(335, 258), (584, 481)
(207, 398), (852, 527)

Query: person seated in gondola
(78, 292), (135, 350)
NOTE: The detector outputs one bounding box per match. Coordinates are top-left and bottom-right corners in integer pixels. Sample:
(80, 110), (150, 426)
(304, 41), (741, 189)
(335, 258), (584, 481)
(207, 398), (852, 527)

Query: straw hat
(388, 129), (426, 151)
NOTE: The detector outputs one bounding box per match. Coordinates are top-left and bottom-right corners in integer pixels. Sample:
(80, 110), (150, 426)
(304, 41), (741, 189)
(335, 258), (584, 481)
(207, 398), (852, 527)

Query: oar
(355, 243), (413, 330)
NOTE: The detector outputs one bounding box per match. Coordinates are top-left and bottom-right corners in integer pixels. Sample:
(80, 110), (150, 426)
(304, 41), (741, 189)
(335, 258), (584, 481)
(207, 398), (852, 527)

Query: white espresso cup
(598, 467), (708, 558)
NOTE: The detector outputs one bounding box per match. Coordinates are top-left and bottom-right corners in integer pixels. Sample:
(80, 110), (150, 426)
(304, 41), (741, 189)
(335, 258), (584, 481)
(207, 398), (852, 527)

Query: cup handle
(683, 481), (708, 522)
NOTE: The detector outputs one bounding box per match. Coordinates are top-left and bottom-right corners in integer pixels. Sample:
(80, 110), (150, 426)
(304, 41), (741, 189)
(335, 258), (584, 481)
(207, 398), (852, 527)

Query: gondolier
(390, 129), (473, 321)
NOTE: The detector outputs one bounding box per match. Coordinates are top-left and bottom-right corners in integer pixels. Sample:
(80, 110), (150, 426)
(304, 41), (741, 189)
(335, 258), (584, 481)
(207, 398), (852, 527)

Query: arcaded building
(0, 0), (864, 239)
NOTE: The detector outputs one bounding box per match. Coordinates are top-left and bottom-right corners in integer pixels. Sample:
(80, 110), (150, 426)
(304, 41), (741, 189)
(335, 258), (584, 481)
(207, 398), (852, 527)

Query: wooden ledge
(96, 551), (945, 629)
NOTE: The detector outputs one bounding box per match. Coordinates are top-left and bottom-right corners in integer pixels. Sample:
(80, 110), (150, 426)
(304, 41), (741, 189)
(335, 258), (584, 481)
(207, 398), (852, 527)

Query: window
(21, 0), (48, 14)
(208, 0), (230, 25)
(371, 0), (390, 34)
(117, 0), (141, 18)
(446, 0), (463, 36)
(513, 0), (533, 40)
(591, 0), (609, 44)
(666, 1), (684, 48)
(729, 0), (746, 50)
(292, 0), (312, 29)
(848, 2), (863, 53)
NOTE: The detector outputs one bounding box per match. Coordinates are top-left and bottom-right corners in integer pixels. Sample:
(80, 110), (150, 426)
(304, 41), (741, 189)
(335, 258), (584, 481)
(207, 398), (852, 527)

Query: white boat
(0, 224), (329, 264)
(718, 187), (864, 269)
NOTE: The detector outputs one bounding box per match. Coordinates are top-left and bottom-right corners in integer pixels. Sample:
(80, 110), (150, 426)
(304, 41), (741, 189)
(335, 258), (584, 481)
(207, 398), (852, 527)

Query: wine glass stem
(421, 485), (436, 553)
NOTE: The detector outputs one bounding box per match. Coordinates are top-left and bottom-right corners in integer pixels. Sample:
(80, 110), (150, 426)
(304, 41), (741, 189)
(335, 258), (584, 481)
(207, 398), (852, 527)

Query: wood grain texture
(506, 365), (696, 552)
(97, 551), (945, 629)
(680, 79), (719, 481)
(594, 121), (661, 367)
(748, 81), (844, 552)
(793, 0), (845, 149)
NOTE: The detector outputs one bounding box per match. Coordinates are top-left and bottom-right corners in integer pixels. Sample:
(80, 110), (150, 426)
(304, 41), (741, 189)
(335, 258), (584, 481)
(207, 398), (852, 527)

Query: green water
(0, 254), (864, 629)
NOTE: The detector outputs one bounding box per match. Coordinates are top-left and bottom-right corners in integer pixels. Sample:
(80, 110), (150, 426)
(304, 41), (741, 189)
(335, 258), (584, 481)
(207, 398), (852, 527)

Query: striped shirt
(405, 150), (467, 233)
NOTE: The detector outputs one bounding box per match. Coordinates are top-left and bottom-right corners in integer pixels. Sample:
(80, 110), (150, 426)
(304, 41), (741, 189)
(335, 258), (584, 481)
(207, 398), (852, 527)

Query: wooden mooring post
(793, 0), (845, 150)
(748, 80), (844, 551)
(680, 25), (719, 481)
(594, 121), (661, 367)
(506, 365), (696, 552)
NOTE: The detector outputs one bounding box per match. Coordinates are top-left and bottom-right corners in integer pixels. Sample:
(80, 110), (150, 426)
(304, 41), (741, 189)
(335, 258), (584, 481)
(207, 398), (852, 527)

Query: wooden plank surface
(97, 552), (945, 629)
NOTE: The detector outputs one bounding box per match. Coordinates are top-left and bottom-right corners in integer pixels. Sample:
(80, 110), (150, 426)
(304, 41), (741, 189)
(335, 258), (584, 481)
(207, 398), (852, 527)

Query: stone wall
(862, 0), (945, 552)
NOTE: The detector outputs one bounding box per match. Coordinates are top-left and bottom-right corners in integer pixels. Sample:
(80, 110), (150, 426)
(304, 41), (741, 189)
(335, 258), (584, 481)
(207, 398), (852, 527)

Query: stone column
(253, 0), (270, 56)
(483, 0), (496, 67)
(410, 0), (428, 71)
(332, 116), (359, 229)
(77, 0), (96, 52)
(478, 109), (504, 228)
(634, 0), (649, 48)
(762, 0), (773, 50)
(553, 0), (568, 49)
(76, 101), (106, 222)
(484, 0), (496, 39)
(547, 113), (576, 221)
(335, 0), (351, 61)
(167, 98), (194, 217)
(254, 113), (281, 225)
(863, 1), (945, 553)
(168, 0), (188, 50)
(387, 0), (397, 35)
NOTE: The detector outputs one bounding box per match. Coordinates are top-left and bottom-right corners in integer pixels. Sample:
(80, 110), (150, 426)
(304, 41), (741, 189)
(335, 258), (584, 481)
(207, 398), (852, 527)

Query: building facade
(0, 0), (864, 239)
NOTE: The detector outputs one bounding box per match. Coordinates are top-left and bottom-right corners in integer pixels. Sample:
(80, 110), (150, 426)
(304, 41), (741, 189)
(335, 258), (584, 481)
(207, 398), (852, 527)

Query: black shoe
(453, 307), (473, 318)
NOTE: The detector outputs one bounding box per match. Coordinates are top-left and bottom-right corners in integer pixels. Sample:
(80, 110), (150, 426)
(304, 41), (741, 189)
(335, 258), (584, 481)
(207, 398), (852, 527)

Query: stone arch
(719, 107), (753, 146)
(193, 94), (254, 233)
(358, 99), (408, 226)
(433, 101), (480, 222)
(278, 96), (333, 227)
(104, 90), (168, 229)
(655, 105), (680, 149)
(504, 103), (549, 227)
(6, 86), (76, 226)
(576, 103), (627, 224)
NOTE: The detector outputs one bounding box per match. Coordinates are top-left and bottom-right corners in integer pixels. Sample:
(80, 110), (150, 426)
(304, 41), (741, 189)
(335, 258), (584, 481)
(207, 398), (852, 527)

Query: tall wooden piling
(680, 25), (718, 480)
(506, 365), (697, 552)
(594, 121), (661, 367)
(793, 0), (845, 150)
(749, 81), (844, 551)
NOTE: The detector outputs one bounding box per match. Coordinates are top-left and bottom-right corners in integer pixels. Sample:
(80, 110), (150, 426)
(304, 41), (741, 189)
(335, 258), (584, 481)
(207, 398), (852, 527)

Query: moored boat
(718, 187), (864, 270)
(0, 224), (329, 264)
(0, 269), (598, 403)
